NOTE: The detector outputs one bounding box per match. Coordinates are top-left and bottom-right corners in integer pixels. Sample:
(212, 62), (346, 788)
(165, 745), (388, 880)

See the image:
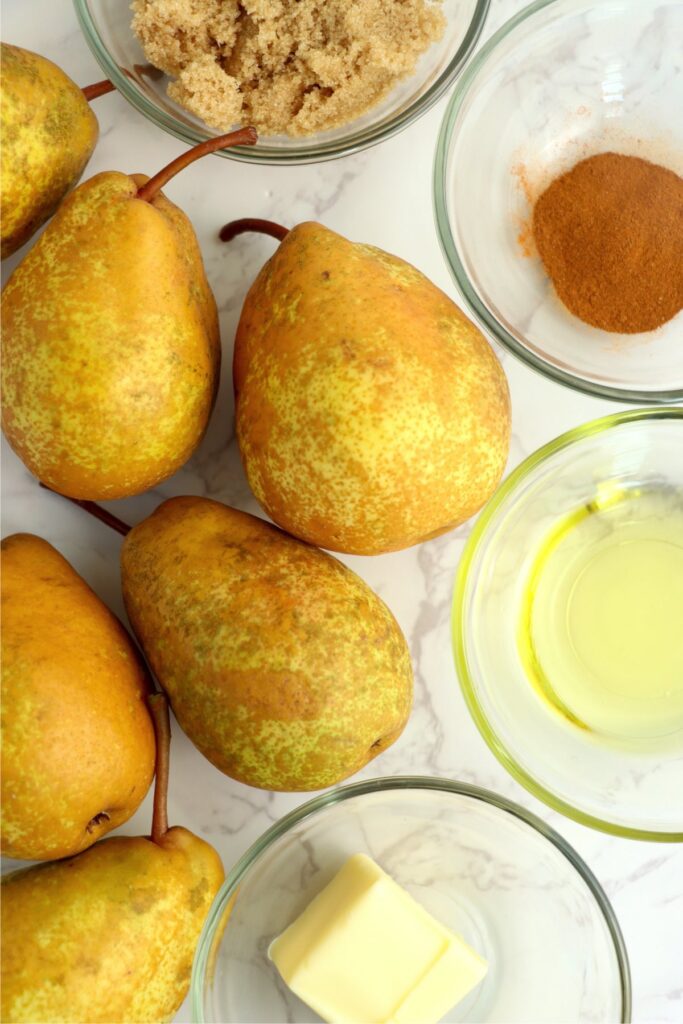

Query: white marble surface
(2, 2), (682, 1022)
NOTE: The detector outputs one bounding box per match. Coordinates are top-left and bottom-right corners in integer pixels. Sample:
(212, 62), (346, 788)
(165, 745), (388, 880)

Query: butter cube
(268, 853), (487, 1024)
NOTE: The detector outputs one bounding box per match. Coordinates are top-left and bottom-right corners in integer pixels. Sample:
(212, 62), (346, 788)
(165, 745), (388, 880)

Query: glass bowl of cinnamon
(434, 0), (683, 403)
(74, 0), (490, 164)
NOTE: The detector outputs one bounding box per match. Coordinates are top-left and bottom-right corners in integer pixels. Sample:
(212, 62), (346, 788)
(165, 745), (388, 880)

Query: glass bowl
(74, 0), (489, 165)
(453, 408), (683, 841)
(434, 0), (683, 403)
(193, 777), (631, 1023)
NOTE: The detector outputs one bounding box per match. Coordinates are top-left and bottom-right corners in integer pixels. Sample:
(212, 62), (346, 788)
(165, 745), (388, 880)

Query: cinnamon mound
(532, 152), (683, 334)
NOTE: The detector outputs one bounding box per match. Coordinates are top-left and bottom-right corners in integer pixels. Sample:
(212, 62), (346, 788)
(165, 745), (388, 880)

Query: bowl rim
(191, 774), (632, 1023)
(432, 0), (683, 404)
(73, 0), (491, 165)
(452, 406), (683, 842)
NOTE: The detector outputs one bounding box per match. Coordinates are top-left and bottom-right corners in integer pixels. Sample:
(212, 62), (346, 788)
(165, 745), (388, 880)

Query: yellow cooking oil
(519, 485), (683, 740)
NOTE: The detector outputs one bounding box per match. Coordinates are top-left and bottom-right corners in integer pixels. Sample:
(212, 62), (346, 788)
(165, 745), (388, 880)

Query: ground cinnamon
(532, 152), (683, 333)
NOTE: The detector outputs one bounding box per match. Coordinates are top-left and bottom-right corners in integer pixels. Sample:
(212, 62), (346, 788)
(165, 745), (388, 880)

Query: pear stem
(82, 79), (116, 102)
(136, 126), (258, 203)
(39, 484), (131, 536)
(219, 218), (289, 243)
(148, 693), (171, 844)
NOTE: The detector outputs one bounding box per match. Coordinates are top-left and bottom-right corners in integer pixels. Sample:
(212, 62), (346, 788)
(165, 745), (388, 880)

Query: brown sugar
(532, 152), (683, 334)
(131, 0), (446, 138)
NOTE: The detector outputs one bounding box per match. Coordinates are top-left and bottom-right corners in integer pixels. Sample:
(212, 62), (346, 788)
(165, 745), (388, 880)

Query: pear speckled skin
(1, 171), (220, 499)
(1, 534), (155, 861)
(1, 827), (225, 1024)
(234, 222), (511, 555)
(0, 43), (98, 259)
(121, 496), (414, 791)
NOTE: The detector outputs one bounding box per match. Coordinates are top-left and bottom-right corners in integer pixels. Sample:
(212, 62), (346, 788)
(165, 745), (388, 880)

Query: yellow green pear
(0, 43), (99, 259)
(120, 495), (413, 791)
(1, 127), (256, 500)
(1, 533), (155, 861)
(1, 695), (225, 1024)
(223, 219), (511, 555)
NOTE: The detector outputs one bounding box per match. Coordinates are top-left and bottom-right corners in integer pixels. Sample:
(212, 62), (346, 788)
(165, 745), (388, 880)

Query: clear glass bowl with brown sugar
(74, 0), (489, 164)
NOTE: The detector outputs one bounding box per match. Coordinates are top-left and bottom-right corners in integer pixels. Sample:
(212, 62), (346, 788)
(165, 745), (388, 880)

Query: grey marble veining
(1, 1), (682, 1022)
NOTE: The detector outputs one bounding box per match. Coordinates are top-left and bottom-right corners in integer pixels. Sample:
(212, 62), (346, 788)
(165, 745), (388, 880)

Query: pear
(1, 533), (155, 861)
(106, 494), (412, 791)
(46, 491), (413, 790)
(1, 694), (225, 1024)
(0, 43), (100, 259)
(222, 218), (511, 555)
(1, 126), (256, 500)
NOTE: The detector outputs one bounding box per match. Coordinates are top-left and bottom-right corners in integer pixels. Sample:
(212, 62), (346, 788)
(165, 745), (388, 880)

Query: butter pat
(268, 853), (487, 1024)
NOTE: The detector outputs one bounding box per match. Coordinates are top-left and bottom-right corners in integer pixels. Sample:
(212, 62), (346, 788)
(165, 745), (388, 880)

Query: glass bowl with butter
(433, 0), (683, 403)
(74, 0), (489, 164)
(192, 776), (630, 1023)
(453, 407), (683, 842)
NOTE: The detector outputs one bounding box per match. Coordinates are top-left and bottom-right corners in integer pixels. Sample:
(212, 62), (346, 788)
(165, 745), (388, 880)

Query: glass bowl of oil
(453, 407), (683, 840)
